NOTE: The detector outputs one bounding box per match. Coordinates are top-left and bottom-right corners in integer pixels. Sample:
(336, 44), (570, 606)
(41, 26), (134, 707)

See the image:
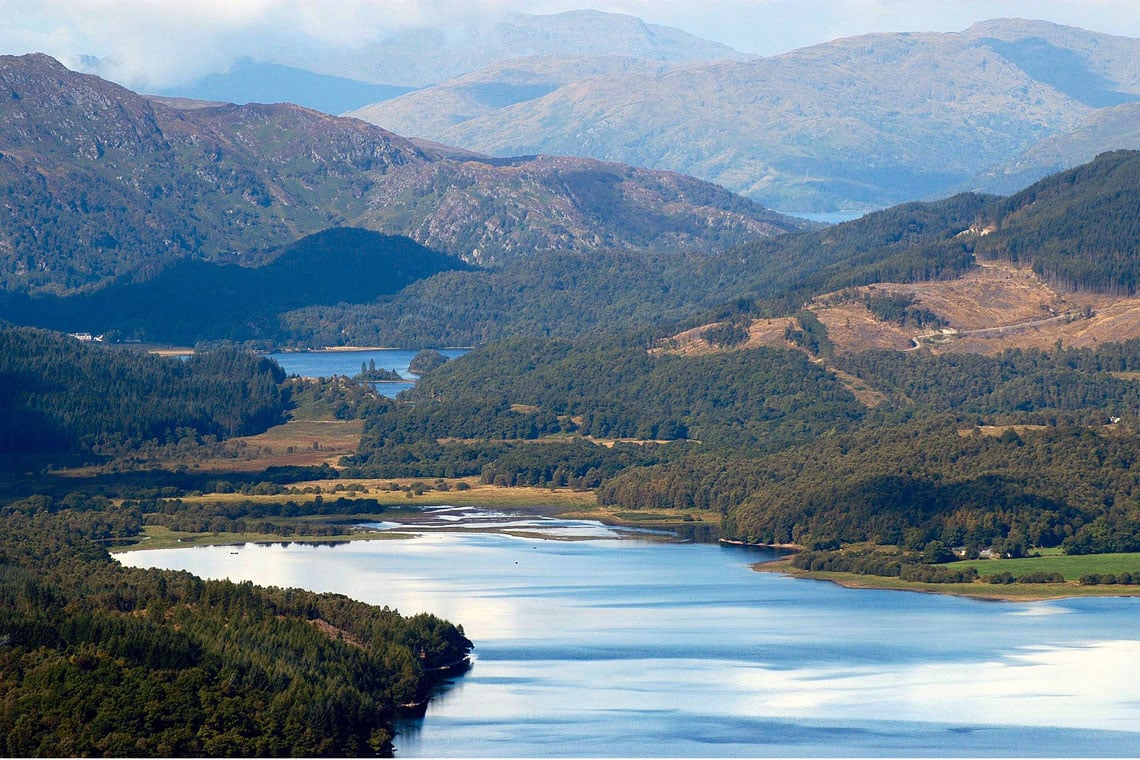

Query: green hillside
(0, 326), (288, 463)
(975, 150), (1140, 292)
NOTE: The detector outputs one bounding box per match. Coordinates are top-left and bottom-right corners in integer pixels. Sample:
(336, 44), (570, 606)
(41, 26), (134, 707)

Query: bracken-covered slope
(665, 151), (1140, 359)
(0, 54), (801, 295)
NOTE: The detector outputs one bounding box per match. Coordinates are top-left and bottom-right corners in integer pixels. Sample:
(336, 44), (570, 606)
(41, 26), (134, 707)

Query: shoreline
(273, 345), (475, 353)
(719, 538), (802, 551)
(109, 498), (707, 554)
(109, 494), (1140, 603)
(752, 555), (1140, 602)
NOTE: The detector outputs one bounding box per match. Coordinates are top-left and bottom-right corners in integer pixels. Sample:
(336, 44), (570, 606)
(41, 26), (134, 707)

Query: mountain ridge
(662, 150), (1140, 359)
(0, 53), (801, 295)
(295, 9), (747, 88)
(351, 19), (1140, 212)
(109, 8), (747, 105)
(151, 58), (416, 116)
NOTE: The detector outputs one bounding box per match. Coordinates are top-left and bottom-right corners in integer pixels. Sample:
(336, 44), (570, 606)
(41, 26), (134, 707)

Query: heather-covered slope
(0, 54), (798, 295)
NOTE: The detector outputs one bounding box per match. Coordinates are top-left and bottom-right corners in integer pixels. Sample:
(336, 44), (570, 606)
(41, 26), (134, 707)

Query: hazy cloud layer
(1, 0), (1138, 89)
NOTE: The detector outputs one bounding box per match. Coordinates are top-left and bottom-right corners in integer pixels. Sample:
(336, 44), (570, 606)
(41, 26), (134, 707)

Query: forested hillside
(0, 503), (471, 756)
(602, 340), (1140, 555)
(0, 326), (289, 462)
(974, 150), (1140, 292)
(724, 150), (1140, 306)
(333, 326), (1140, 558)
(342, 337), (864, 486)
(279, 246), (793, 347)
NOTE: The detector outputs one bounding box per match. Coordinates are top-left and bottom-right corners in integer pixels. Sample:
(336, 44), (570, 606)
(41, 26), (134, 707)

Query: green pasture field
(945, 552), (1140, 581)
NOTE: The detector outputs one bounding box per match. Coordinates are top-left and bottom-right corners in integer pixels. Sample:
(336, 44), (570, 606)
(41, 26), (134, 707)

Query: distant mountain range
(0, 53), (801, 296)
(126, 9), (746, 112)
(150, 59), (416, 115)
(89, 13), (1140, 216)
(350, 18), (1140, 212)
(967, 101), (1140, 195)
(277, 9), (746, 89)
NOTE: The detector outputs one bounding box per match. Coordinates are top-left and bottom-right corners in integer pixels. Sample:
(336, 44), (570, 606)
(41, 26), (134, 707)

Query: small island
(354, 359), (403, 382)
(408, 348), (450, 374)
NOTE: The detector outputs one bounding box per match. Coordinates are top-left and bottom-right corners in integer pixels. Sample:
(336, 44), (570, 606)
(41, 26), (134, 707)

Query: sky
(2, 0), (1138, 89)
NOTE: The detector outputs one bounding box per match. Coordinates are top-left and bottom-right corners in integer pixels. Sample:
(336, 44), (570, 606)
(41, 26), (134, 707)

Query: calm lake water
(266, 348), (469, 397)
(117, 508), (1140, 757)
(777, 210), (869, 225)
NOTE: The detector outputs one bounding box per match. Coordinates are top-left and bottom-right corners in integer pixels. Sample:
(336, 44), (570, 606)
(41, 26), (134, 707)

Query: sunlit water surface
(266, 348), (468, 397)
(118, 510), (1140, 757)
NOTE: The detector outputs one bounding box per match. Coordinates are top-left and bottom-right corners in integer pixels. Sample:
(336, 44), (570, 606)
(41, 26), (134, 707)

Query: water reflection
(265, 347), (468, 398)
(117, 509), (1140, 757)
(361, 506), (678, 541)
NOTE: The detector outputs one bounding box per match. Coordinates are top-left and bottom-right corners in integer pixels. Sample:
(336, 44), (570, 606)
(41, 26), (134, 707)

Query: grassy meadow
(945, 550), (1140, 581)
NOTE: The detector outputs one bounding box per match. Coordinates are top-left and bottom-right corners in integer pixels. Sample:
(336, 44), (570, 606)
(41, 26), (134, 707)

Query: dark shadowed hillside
(0, 229), (471, 344)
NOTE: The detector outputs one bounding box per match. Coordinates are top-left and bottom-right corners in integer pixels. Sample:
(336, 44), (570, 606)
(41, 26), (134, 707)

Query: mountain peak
(350, 20), (1139, 212)
(962, 17), (1134, 41)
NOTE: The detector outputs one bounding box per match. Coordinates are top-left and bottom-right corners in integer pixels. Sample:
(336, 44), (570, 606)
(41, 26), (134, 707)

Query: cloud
(1, 0), (281, 86)
(0, 1), (560, 87)
(1, 0), (1138, 89)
